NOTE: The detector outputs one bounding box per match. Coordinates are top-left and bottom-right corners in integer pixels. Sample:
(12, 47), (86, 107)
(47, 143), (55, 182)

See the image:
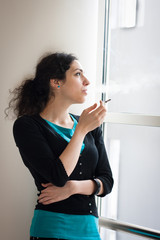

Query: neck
(40, 97), (72, 126)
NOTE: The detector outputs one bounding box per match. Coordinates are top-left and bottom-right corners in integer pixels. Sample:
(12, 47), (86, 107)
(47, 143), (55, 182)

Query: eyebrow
(73, 68), (84, 72)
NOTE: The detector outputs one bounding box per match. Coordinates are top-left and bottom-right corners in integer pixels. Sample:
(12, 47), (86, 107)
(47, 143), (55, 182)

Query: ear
(50, 79), (60, 88)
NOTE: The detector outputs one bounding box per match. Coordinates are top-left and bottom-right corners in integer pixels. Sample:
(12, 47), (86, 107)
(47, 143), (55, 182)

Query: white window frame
(98, 0), (160, 239)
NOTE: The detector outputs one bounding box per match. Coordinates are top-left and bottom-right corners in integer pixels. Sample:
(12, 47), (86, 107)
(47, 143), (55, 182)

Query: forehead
(69, 60), (83, 72)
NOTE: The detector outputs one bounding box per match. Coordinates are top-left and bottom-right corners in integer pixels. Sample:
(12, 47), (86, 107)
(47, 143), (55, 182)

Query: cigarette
(104, 99), (111, 103)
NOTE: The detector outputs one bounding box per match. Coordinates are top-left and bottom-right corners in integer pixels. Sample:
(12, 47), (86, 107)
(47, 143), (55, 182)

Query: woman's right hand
(77, 100), (107, 135)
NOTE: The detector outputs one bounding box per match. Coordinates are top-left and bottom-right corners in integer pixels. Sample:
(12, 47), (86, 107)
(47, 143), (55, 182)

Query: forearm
(38, 179), (104, 205)
(69, 179), (104, 196)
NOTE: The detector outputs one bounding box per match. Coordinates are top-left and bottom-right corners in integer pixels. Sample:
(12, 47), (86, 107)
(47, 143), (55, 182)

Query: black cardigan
(13, 114), (113, 218)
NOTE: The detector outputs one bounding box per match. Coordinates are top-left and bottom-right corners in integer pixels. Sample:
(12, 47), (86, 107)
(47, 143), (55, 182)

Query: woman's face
(60, 60), (90, 104)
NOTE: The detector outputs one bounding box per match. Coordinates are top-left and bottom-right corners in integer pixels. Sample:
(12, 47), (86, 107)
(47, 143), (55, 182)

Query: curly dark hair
(5, 52), (77, 118)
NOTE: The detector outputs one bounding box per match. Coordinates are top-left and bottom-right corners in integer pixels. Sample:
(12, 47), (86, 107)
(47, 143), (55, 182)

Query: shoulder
(13, 114), (43, 137)
(13, 115), (36, 130)
(13, 115), (48, 147)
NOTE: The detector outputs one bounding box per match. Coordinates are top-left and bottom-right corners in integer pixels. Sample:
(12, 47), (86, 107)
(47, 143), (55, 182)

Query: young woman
(9, 52), (113, 240)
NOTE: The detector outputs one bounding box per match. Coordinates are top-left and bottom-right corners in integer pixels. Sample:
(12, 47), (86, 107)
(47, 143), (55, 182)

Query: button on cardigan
(13, 114), (114, 218)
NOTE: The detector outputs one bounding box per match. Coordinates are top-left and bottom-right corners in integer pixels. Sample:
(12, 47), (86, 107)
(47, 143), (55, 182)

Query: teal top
(30, 210), (101, 240)
(44, 114), (85, 153)
(30, 114), (101, 240)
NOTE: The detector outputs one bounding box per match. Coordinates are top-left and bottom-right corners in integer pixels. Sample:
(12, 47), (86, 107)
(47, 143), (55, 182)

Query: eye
(75, 72), (81, 76)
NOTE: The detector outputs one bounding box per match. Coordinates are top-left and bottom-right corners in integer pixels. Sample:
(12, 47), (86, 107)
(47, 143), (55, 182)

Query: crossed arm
(38, 179), (104, 205)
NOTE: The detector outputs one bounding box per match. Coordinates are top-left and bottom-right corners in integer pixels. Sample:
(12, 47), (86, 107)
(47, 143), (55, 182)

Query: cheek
(67, 80), (81, 91)
(62, 78), (83, 97)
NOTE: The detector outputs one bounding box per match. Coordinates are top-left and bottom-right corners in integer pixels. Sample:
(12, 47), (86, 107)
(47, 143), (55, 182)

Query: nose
(83, 75), (90, 86)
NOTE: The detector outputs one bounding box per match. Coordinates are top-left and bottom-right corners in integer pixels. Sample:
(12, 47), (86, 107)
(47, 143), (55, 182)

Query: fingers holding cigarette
(99, 99), (111, 106)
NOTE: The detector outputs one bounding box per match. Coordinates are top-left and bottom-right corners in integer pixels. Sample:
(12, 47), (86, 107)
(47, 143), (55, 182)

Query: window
(97, 1), (160, 239)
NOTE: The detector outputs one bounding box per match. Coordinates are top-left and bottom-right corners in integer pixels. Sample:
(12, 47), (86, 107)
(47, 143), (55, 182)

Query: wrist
(67, 180), (84, 195)
(75, 124), (87, 136)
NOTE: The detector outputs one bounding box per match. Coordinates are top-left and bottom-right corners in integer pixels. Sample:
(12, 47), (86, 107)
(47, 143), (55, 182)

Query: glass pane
(101, 123), (160, 233)
(106, 0), (160, 115)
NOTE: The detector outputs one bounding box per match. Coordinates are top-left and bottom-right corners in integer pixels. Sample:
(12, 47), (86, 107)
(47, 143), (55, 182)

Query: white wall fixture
(119, 0), (137, 28)
(110, 0), (145, 29)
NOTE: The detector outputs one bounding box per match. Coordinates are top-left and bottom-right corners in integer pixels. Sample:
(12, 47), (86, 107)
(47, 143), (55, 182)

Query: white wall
(0, 0), (100, 239)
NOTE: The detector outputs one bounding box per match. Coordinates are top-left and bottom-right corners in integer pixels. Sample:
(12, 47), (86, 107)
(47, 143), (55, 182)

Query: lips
(82, 89), (88, 95)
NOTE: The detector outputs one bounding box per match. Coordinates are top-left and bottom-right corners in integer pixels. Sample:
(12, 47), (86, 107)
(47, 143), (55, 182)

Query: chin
(72, 94), (86, 104)
(73, 98), (86, 104)
(79, 97), (86, 103)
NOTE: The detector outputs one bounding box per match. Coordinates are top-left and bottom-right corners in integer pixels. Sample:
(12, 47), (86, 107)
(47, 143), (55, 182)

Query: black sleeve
(94, 126), (114, 197)
(13, 116), (69, 187)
